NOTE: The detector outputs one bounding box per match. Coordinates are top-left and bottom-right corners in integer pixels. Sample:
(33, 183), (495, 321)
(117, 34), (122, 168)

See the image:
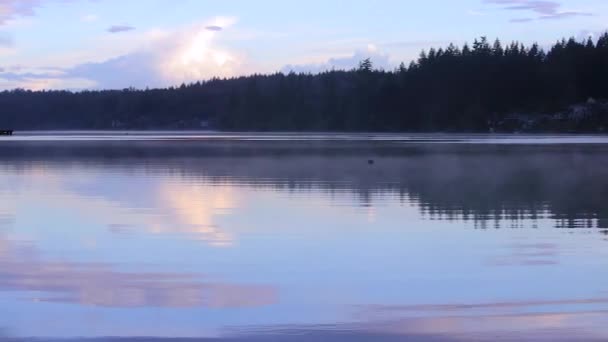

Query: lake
(1, 133), (608, 341)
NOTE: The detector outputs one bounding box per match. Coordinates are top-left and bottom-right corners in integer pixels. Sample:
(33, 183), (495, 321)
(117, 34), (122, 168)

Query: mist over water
(1, 133), (608, 341)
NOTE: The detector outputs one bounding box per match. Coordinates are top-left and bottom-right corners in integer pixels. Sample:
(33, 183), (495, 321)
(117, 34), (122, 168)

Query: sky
(0, 0), (607, 90)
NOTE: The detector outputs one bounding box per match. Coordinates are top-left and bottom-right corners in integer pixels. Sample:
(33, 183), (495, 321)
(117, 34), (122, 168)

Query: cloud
(0, 64), (21, 73)
(0, 76), (96, 90)
(107, 24), (135, 33)
(510, 17), (535, 22)
(539, 11), (592, 20)
(63, 51), (166, 88)
(282, 45), (392, 74)
(0, 17), (247, 90)
(0, 66), (95, 90)
(485, 0), (560, 14)
(205, 25), (223, 31)
(576, 29), (607, 42)
(0, 0), (42, 25)
(484, 0), (593, 22)
(159, 17), (244, 82)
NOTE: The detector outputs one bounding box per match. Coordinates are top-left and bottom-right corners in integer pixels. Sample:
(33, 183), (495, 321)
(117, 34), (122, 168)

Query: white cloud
(159, 17), (244, 83)
(282, 44), (392, 74)
(0, 16), (250, 90)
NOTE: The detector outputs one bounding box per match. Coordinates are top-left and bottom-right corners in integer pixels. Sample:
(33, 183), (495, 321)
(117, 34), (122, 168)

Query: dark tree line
(2, 33), (608, 132)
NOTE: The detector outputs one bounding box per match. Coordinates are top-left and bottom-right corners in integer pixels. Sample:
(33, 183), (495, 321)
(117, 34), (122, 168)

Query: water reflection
(0, 238), (276, 308)
(0, 167), (237, 245)
(1, 137), (608, 339)
(157, 183), (235, 246)
(2, 140), (608, 230)
(226, 311), (608, 342)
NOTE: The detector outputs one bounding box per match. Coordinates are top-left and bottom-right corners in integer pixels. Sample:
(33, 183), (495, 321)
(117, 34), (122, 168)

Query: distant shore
(2, 33), (607, 133)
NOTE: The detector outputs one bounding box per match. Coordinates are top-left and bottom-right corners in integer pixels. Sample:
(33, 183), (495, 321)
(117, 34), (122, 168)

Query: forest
(1, 33), (608, 132)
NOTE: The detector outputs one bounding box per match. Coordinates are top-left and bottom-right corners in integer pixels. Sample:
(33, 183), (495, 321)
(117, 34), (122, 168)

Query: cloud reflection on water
(155, 182), (236, 246)
(0, 162), (278, 309)
(0, 237), (276, 308)
(0, 165), (239, 246)
(2, 139), (608, 339)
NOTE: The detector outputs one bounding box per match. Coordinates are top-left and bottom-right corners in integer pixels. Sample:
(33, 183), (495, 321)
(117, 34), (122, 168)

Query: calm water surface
(1, 133), (608, 341)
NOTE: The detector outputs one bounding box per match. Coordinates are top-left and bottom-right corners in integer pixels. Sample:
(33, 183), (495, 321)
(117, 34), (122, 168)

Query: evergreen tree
(358, 58), (373, 72)
(2, 32), (608, 133)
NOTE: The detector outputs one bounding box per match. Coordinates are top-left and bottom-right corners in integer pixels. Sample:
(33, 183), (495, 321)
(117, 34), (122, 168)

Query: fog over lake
(1, 133), (608, 341)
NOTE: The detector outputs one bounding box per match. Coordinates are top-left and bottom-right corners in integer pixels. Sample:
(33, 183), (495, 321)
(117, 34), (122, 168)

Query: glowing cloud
(40, 17), (248, 89)
(159, 17), (243, 83)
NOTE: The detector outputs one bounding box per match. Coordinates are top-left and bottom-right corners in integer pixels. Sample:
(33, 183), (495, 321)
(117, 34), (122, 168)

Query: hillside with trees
(2, 33), (608, 132)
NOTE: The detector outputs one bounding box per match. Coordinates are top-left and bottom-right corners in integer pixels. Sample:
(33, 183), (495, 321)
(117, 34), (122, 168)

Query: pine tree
(492, 39), (504, 57)
(398, 62), (407, 73)
(358, 58), (373, 72)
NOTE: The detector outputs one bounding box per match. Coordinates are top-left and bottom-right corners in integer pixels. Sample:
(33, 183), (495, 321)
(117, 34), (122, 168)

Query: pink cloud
(0, 0), (42, 25)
